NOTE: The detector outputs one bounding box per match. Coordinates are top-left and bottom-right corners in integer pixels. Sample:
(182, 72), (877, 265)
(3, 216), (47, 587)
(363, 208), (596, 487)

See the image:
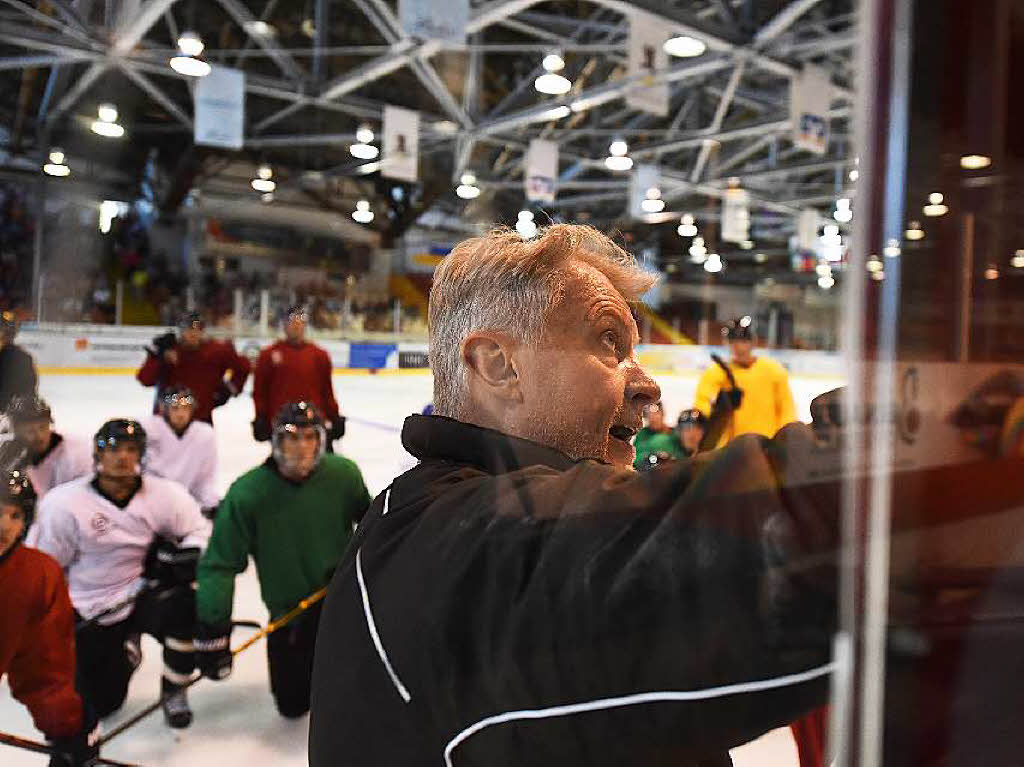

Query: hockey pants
(266, 601), (323, 718)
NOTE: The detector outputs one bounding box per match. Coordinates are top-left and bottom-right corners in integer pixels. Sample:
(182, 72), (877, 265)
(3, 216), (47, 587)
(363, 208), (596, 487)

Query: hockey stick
(0, 730), (139, 766)
(698, 354), (744, 452)
(97, 586), (328, 747)
(74, 582), (156, 633)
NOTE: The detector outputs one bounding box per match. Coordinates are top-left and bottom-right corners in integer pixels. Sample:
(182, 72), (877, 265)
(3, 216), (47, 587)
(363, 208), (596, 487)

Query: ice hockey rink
(1, 369), (842, 766)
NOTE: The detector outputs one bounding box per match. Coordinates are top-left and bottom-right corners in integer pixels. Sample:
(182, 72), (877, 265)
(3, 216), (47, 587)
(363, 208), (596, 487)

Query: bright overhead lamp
(48, 148), (65, 164)
(664, 35), (706, 58)
(833, 197), (852, 223)
(609, 140), (628, 156)
(542, 53), (565, 72)
(754, 252), (766, 263)
(43, 162), (70, 177)
(456, 172), (481, 200)
(535, 72), (572, 95)
(92, 102), (125, 137)
(984, 265), (999, 280)
(677, 213), (697, 238)
(518, 210), (534, 222)
(960, 154), (991, 170)
(848, 169), (859, 182)
(817, 274), (835, 289)
(740, 240), (754, 250)
(923, 192), (948, 217)
(866, 256), (883, 272)
(1011, 250), (1024, 268)
(883, 239), (901, 258)
(258, 164), (273, 180)
(604, 155), (632, 171)
(97, 103), (118, 123)
(177, 31), (205, 57)
(689, 236), (707, 263)
(703, 253), (723, 273)
(816, 262), (832, 277)
(871, 270), (885, 281)
(251, 178), (276, 192)
(352, 199), (374, 224)
(905, 220), (925, 241)
(261, 192), (274, 203)
(355, 125), (375, 144)
(350, 142), (379, 160)
(516, 210), (538, 239)
(170, 54), (211, 76)
(641, 186), (664, 213)
(243, 20), (276, 37)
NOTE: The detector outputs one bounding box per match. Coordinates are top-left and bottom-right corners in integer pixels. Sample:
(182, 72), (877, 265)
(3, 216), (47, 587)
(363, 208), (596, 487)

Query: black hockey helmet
(94, 418), (147, 457)
(176, 311), (205, 332)
(8, 395), (52, 425)
(722, 316), (754, 342)
(1, 468), (37, 529)
(272, 401), (325, 467)
(282, 305), (310, 324)
(160, 385), (196, 410)
(677, 408), (708, 430)
(1, 309), (18, 339)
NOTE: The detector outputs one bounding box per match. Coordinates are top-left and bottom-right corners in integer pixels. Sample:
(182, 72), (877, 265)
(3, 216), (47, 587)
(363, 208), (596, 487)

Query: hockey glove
(713, 387), (744, 413)
(151, 540), (201, 586)
(49, 722), (99, 766)
(252, 417), (272, 442)
(195, 623), (233, 680)
(211, 381), (234, 408)
(327, 416), (346, 441)
(149, 331), (176, 358)
(201, 505), (219, 521)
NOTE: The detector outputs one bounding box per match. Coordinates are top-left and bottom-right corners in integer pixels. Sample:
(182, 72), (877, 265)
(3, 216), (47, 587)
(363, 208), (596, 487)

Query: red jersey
(253, 340), (340, 423)
(137, 338), (251, 423)
(0, 545), (83, 738)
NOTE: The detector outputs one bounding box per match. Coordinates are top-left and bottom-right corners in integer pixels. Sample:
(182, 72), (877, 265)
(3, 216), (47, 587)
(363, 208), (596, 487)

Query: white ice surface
(1, 370), (839, 765)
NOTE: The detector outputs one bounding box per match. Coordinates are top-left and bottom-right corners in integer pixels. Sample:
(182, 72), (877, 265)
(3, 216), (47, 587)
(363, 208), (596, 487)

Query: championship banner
(721, 187), (750, 243)
(195, 66), (245, 150)
(625, 12), (669, 117)
(525, 139), (558, 203)
(629, 164), (660, 220)
(399, 0), (468, 42)
(790, 64), (831, 155)
(382, 105), (420, 183)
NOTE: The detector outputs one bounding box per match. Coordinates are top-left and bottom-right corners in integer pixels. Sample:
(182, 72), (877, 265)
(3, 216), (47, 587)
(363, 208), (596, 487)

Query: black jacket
(310, 415), (838, 767)
(0, 342), (37, 413)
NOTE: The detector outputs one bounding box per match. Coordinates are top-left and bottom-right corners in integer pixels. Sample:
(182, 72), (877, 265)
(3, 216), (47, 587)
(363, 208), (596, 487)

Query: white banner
(625, 13), (669, 117)
(382, 105), (420, 183)
(525, 139), (558, 203)
(194, 66), (245, 150)
(399, 0), (468, 42)
(797, 208), (819, 251)
(790, 64), (831, 155)
(630, 164), (660, 220)
(721, 187), (750, 243)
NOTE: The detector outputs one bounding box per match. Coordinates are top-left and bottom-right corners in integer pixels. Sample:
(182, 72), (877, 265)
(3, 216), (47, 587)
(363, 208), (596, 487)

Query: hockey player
(0, 310), (37, 413)
(632, 401), (685, 470)
(9, 396), (92, 498)
(195, 402), (370, 718)
(695, 317), (796, 448)
(675, 408), (708, 457)
(0, 469), (99, 767)
(142, 386), (220, 516)
(251, 307), (345, 449)
(136, 312), (250, 425)
(29, 419), (211, 729)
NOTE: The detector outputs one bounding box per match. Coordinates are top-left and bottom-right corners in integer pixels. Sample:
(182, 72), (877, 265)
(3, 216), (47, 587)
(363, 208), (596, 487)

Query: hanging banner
(790, 64), (831, 155)
(630, 164), (660, 220)
(399, 0), (468, 42)
(525, 139), (558, 203)
(194, 66), (245, 150)
(382, 105), (420, 183)
(721, 187), (750, 243)
(625, 13), (669, 117)
(797, 207), (819, 252)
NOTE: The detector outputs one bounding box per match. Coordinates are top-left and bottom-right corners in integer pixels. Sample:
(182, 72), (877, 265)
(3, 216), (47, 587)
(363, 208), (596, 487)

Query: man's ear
(461, 332), (521, 401)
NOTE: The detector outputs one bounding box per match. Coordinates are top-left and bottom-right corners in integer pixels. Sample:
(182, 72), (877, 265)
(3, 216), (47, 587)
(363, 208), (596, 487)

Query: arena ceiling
(0, 0), (856, 282)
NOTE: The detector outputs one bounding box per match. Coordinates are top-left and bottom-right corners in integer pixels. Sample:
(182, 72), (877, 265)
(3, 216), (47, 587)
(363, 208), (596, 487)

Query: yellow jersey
(695, 356), (796, 447)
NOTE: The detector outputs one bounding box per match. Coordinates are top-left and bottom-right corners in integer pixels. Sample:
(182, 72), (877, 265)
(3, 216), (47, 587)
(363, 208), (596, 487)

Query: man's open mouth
(609, 425), (637, 443)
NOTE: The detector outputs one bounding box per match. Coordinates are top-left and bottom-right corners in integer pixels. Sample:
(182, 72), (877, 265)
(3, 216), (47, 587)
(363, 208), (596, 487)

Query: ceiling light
(1011, 250), (1024, 268)
(258, 165), (273, 180)
(542, 53), (565, 72)
(984, 265), (999, 280)
(754, 252), (766, 263)
(817, 274), (835, 289)
(48, 148), (64, 164)
(816, 262), (832, 277)
(641, 198), (665, 213)
(905, 220), (925, 240)
(177, 30), (204, 57)
(243, 20), (276, 37)
(456, 172), (480, 199)
(91, 119), (124, 137)
(689, 236), (707, 262)
(849, 169), (859, 182)
(609, 140), (628, 157)
(866, 256), (883, 272)
(604, 155), (633, 171)
(97, 103), (118, 123)
(261, 192), (274, 203)
(883, 239), (901, 258)
(433, 120), (459, 134)
(923, 192), (948, 217)
(677, 214), (698, 237)
(170, 54), (211, 76)
(516, 216), (538, 239)
(871, 270), (885, 281)
(704, 253), (723, 273)
(960, 154), (991, 170)
(352, 199), (374, 223)
(740, 240), (754, 250)
(833, 197), (852, 223)
(350, 143), (379, 160)
(518, 210), (534, 222)
(664, 35), (706, 58)
(460, 172), (476, 185)
(535, 72), (572, 95)
(355, 125), (374, 144)
(251, 178), (275, 192)
(43, 162), (70, 177)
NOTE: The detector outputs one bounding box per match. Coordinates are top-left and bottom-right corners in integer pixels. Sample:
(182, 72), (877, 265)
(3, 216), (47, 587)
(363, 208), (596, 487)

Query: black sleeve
(16, 347), (38, 400)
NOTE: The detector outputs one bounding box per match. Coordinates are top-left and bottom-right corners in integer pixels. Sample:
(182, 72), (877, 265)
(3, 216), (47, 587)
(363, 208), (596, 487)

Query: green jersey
(197, 453), (372, 624)
(632, 428), (686, 470)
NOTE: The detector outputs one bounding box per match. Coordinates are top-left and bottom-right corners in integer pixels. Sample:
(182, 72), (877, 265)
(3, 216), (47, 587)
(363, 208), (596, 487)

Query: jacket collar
(401, 414), (579, 475)
(31, 432), (63, 466)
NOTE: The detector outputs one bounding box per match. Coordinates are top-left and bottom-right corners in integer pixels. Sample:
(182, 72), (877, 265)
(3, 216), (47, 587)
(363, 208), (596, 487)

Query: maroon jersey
(253, 340), (340, 423)
(137, 338), (251, 423)
(0, 545), (83, 738)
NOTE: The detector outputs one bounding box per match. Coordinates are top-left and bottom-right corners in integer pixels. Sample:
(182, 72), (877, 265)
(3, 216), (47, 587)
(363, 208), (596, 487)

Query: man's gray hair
(428, 223), (656, 418)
